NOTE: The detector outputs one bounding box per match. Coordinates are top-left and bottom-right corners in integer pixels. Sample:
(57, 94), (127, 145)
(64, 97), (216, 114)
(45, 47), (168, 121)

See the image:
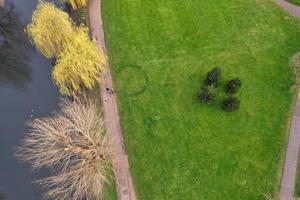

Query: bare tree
(16, 96), (110, 200)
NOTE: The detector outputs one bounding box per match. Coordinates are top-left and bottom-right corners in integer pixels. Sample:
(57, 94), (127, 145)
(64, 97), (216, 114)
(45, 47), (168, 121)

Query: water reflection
(0, 193), (5, 200)
(0, 3), (31, 87)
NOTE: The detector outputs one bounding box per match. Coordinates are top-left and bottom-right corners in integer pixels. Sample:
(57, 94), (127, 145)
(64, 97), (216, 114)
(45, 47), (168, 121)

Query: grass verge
(287, 0), (300, 6)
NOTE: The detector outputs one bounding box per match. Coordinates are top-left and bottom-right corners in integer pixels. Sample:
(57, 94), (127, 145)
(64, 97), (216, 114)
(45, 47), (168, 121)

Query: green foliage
(198, 86), (214, 103)
(286, 0), (300, 5)
(206, 67), (221, 86)
(225, 78), (242, 94)
(222, 96), (240, 112)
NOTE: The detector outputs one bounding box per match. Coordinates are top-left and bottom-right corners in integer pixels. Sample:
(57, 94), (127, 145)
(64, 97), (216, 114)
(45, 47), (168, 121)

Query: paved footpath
(280, 94), (300, 200)
(278, 0), (300, 19)
(88, 0), (137, 200)
(277, 1), (300, 199)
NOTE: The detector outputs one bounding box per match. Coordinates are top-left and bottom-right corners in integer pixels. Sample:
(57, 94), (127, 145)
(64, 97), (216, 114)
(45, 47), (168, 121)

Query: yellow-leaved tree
(53, 26), (105, 95)
(61, 0), (88, 9)
(26, 1), (74, 58)
(27, 1), (105, 95)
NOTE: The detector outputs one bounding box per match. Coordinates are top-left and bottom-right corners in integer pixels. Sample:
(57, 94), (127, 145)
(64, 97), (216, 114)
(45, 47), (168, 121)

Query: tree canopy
(53, 27), (105, 95)
(26, 1), (74, 58)
(27, 1), (105, 95)
(16, 96), (110, 200)
(61, 0), (88, 10)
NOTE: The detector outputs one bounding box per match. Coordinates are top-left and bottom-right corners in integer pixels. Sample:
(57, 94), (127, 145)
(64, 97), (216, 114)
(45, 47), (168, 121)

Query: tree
(222, 96), (240, 112)
(53, 26), (105, 95)
(27, 1), (105, 95)
(225, 78), (242, 94)
(26, 1), (74, 58)
(16, 96), (110, 200)
(206, 67), (221, 86)
(198, 86), (214, 103)
(61, 0), (88, 10)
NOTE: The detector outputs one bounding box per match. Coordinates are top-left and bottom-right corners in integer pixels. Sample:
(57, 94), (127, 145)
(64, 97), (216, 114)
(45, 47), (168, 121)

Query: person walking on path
(88, 0), (137, 200)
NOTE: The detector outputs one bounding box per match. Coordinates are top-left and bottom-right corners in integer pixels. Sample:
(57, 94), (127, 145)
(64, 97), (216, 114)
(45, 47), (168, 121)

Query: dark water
(0, 0), (60, 199)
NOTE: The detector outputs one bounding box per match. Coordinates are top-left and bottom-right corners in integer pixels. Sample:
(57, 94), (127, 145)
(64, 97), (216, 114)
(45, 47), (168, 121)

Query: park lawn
(104, 183), (118, 200)
(102, 0), (300, 199)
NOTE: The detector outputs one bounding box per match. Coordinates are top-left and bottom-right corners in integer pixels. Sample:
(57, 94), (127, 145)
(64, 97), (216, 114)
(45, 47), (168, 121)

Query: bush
(16, 96), (110, 200)
(198, 86), (214, 103)
(206, 67), (221, 86)
(222, 96), (240, 112)
(226, 78), (242, 94)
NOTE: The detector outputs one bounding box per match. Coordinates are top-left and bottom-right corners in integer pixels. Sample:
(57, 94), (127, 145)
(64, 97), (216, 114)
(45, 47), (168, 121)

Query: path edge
(87, 0), (137, 200)
(276, 1), (300, 199)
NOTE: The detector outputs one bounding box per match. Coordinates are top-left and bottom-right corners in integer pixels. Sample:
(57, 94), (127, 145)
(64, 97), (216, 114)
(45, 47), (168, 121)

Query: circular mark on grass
(116, 65), (148, 96)
(144, 116), (181, 139)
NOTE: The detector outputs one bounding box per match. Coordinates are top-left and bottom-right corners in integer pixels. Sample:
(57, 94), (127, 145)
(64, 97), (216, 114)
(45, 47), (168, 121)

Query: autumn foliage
(26, 1), (104, 95)
(53, 26), (105, 95)
(26, 2), (74, 58)
(61, 0), (88, 10)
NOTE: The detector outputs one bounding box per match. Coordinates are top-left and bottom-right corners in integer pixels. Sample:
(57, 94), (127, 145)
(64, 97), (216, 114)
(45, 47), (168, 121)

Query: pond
(0, 0), (61, 199)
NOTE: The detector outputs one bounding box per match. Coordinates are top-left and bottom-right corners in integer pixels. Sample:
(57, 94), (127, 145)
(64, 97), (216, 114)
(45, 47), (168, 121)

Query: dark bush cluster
(206, 67), (221, 86)
(225, 78), (242, 94)
(198, 67), (242, 112)
(198, 87), (214, 104)
(222, 96), (240, 112)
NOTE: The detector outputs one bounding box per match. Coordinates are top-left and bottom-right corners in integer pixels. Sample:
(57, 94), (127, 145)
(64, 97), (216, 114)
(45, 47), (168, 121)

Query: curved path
(88, 0), (137, 200)
(278, 0), (300, 18)
(277, 1), (300, 199)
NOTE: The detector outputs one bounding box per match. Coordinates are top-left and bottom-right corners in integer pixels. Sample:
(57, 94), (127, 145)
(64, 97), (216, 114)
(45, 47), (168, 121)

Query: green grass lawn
(287, 0), (300, 6)
(296, 160), (300, 197)
(102, 0), (300, 199)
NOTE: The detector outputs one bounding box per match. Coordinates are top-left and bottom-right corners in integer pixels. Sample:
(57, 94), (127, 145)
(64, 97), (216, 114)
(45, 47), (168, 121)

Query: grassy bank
(102, 0), (300, 199)
(287, 0), (300, 6)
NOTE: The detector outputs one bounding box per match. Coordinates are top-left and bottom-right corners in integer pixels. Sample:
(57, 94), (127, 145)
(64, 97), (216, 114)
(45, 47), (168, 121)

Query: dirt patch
(291, 52), (300, 86)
